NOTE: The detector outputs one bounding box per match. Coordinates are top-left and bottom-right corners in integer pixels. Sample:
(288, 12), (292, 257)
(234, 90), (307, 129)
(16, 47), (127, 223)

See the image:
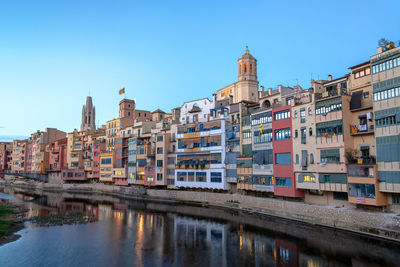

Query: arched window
(310, 153), (314, 164)
(244, 64), (247, 73)
(262, 100), (271, 108)
(250, 64), (252, 73)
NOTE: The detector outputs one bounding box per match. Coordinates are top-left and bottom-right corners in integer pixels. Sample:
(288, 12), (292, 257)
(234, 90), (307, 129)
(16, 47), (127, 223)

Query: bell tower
(238, 46), (257, 82)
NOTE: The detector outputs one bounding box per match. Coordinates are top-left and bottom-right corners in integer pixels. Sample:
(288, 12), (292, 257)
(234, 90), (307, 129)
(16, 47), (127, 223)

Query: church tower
(81, 96), (96, 131)
(238, 46), (257, 82)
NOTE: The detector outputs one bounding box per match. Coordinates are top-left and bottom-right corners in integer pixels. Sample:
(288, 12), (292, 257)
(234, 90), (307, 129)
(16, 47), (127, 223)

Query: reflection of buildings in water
(299, 253), (324, 267)
(236, 225), (299, 266)
(275, 239), (298, 267)
(98, 203), (113, 220)
(173, 217), (228, 267)
(133, 211), (166, 267)
(59, 201), (84, 213)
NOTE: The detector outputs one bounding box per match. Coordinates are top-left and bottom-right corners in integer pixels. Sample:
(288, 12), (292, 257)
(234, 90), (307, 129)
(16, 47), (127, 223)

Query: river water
(0, 186), (399, 267)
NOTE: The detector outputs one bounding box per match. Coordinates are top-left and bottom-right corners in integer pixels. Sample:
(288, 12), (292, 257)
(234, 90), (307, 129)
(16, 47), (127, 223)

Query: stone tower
(238, 46), (257, 81)
(81, 96), (96, 131)
(236, 47), (259, 102)
(119, 99), (136, 119)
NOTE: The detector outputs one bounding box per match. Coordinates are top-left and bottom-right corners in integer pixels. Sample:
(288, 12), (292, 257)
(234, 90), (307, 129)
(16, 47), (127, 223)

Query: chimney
(212, 93), (217, 103)
(328, 75), (332, 81)
(278, 85), (282, 92)
(268, 88), (272, 95)
(377, 46), (384, 54)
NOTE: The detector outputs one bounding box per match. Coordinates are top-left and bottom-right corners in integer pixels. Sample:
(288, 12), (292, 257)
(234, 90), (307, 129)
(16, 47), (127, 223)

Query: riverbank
(0, 201), (24, 246)
(2, 175), (400, 242)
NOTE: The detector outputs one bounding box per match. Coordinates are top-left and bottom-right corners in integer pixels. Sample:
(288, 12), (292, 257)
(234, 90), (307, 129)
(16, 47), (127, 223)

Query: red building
(272, 105), (303, 198)
(92, 140), (106, 180)
(47, 138), (68, 171)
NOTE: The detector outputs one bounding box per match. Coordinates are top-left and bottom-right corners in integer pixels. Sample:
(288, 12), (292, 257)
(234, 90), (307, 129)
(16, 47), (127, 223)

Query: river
(0, 185), (399, 267)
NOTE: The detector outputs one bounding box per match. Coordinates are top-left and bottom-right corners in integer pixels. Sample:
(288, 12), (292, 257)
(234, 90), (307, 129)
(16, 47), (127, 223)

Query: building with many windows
(371, 45), (400, 208)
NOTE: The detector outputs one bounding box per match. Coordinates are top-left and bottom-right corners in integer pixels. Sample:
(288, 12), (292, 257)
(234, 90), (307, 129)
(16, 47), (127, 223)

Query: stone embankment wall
(2, 175), (400, 241)
(147, 189), (400, 240)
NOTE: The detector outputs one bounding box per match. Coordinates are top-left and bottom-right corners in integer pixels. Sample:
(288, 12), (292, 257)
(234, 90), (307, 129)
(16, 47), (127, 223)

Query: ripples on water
(0, 186), (399, 267)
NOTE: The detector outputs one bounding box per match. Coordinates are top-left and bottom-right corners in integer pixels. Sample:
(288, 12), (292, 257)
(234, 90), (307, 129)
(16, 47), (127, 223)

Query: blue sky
(0, 0), (399, 138)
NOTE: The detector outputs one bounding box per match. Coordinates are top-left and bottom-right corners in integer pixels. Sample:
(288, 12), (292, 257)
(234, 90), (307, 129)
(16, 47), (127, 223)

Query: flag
(119, 88), (125, 95)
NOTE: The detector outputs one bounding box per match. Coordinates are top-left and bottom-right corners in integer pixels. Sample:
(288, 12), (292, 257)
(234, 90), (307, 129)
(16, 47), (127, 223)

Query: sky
(0, 0), (399, 139)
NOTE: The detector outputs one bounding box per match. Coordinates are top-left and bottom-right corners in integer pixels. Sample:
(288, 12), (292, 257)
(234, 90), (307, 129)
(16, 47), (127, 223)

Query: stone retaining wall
(147, 189), (400, 240)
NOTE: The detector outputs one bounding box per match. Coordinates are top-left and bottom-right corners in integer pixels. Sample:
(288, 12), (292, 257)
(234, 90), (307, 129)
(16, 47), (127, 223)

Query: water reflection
(0, 186), (399, 267)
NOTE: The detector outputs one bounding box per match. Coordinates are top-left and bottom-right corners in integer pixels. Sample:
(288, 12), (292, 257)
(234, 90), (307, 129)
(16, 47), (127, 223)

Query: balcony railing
(347, 156), (376, 165)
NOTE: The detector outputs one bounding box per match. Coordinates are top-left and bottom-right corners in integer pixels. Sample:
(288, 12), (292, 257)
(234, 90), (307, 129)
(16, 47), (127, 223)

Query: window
(276, 177), (292, 187)
(373, 87), (400, 102)
(333, 192), (348, 201)
(274, 109), (290, 121)
(210, 172), (222, 183)
(101, 158), (112, 165)
(177, 172), (186, 182)
(275, 153), (291, 165)
(196, 172), (207, 182)
(295, 130), (298, 138)
(157, 147), (163, 154)
(157, 136), (163, 142)
(309, 127), (313, 136)
(301, 127), (306, 144)
(274, 128), (291, 141)
(253, 149), (273, 165)
(251, 111), (272, 125)
(295, 154), (299, 164)
(349, 184), (376, 199)
(320, 149), (340, 163)
(243, 130), (252, 139)
(308, 107), (312, 115)
(315, 99), (342, 115)
(364, 92), (369, 98)
(167, 157), (175, 165)
(300, 108), (306, 123)
(253, 128), (273, 143)
(393, 194), (400, 205)
(316, 120), (343, 137)
(157, 160), (163, 167)
(137, 159), (146, 167)
(294, 111), (298, 118)
(310, 153), (314, 164)
(187, 172), (194, 182)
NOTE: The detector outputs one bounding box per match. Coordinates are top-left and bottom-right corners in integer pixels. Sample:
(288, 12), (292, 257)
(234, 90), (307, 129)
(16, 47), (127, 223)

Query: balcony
(350, 124), (374, 136)
(350, 98), (373, 111)
(347, 156), (376, 165)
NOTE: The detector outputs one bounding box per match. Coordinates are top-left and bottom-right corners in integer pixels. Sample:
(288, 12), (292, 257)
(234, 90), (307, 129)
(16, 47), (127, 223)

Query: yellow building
(99, 152), (113, 183)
